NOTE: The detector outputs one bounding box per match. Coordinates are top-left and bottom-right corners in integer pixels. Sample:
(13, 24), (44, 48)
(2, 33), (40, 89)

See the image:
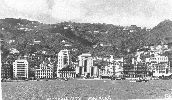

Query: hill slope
(147, 20), (172, 45)
(1, 18), (172, 58)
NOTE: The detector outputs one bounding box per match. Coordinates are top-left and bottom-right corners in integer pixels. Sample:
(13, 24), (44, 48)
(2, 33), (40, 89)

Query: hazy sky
(0, 0), (172, 28)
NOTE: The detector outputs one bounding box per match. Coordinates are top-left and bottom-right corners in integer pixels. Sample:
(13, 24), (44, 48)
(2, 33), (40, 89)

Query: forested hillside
(1, 18), (172, 60)
(147, 20), (172, 45)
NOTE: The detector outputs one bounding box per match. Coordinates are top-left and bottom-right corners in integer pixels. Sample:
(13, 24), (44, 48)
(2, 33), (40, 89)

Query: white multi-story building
(146, 55), (170, 77)
(57, 49), (70, 77)
(149, 55), (168, 64)
(113, 58), (124, 77)
(35, 61), (53, 79)
(152, 63), (170, 77)
(76, 53), (98, 77)
(149, 44), (168, 55)
(99, 56), (124, 78)
(13, 59), (28, 79)
(101, 55), (114, 77)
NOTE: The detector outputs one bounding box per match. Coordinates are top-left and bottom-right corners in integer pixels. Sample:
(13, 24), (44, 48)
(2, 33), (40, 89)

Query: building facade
(76, 53), (98, 78)
(58, 66), (76, 78)
(135, 63), (149, 78)
(148, 55), (170, 77)
(100, 55), (114, 77)
(113, 58), (124, 77)
(149, 55), (168, 64)
(13, 59), (28, 79)
(1, 63), (13, 79)
(152, 63), (170, 77)
(35, 61), (53, 79)
(57, 49), (70, 77)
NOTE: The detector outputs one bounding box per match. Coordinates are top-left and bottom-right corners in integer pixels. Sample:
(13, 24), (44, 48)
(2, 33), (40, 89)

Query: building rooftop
(59, 65), (75, 71)
(79, 53), (92, 57)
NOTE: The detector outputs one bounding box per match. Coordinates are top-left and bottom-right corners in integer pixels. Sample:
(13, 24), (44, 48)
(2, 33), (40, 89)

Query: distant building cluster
(1, 43), (172, 80)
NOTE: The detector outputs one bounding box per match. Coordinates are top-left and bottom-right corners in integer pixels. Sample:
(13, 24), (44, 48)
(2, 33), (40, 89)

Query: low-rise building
(146, 54), (170, 77)
(1, 63), (13, 79)
(152, 62), (170, 77)
(101, 55), (114, 77)
(100, 65), (113, 77)
(135, 63), (149, 77)
(35, 61), (53, 79)
(99, 56), (124, 78)
(123, 56), (149, 78)
(149, 55), (168, 64)
(58, 65), (76, 78)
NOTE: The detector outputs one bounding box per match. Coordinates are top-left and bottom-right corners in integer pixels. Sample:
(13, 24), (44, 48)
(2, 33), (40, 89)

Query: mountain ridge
(1, 18), (172, 58)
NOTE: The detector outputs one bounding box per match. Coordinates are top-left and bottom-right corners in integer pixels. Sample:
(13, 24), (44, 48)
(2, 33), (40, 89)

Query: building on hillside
(10, 48), (19, 54)
(146, 55), (169, 69)
(57, 49), (70, 77)
(35, 61), (53, 79)
(76, 53), (98, 78)
(135, 51), (145, 63)
(149, 55), (168, 64)
(13, 59), (28, 79)
(149, 44), (168, 54)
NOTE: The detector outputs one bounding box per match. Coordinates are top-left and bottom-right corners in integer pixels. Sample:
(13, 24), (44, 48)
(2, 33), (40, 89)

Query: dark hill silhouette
(148, 19), (172, 45)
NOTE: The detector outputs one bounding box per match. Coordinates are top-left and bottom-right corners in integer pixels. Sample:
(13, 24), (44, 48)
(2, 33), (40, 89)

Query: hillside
(1, 18), (172, 59)
(148, 20), (172, 45)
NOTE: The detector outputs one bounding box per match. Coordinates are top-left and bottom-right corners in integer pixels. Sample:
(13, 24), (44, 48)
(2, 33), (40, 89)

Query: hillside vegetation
(1, 18), (172, 59)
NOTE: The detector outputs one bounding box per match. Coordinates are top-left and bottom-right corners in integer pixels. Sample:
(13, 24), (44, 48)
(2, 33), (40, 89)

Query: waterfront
(2, 79), (172, 100)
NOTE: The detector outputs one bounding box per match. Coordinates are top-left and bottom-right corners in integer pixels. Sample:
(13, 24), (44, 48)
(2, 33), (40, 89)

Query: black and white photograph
(1, 0), (172, 99)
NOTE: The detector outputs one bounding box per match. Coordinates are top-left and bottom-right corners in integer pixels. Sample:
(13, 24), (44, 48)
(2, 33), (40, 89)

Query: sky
(0, 0), (172, 28)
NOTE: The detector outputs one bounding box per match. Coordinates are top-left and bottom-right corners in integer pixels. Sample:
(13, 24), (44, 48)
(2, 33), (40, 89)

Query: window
(84, 60), (87, 72)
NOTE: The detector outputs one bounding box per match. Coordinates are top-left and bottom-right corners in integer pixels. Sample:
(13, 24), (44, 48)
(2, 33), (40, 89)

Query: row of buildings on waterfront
(1, 43), (172, 80)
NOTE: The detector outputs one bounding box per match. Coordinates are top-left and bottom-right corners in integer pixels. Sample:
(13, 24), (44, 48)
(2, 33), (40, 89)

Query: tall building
(57, 49), (70, 77)
(113, 58), (124, 77)
(35, 61), (53, 79)
(76, 53), (98, 77)
(13, 59), (28, 79)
